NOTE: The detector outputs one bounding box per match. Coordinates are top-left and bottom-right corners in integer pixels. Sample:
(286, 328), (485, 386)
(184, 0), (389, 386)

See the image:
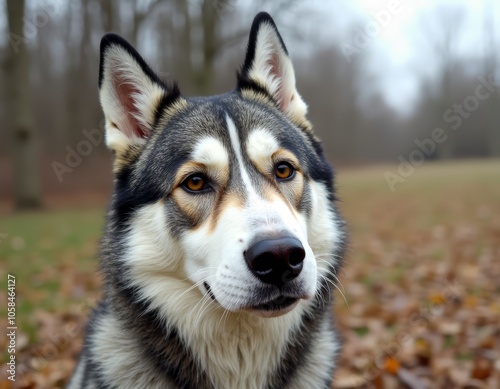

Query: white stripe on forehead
(191, 137), (229, 170)
(226, 114), (300, 234)
(225, 114), (259, 198)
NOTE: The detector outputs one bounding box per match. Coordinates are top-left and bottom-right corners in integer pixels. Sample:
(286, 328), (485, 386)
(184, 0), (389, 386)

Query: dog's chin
(204, 281), (308, 318)
(243, 298), (300, 318)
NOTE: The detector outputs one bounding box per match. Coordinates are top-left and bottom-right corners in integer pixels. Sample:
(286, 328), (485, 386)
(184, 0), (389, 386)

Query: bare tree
(5, 0), (41, 209)
(165, 0), (302, 95)
(101, 0), (120, 33)
(483, 0), (500, 157)
(419, 5), (465, 159)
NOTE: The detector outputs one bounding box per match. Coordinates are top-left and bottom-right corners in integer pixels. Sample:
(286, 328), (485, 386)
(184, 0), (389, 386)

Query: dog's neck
(105, 275), (314, 388)
(167, 288), (309, 388)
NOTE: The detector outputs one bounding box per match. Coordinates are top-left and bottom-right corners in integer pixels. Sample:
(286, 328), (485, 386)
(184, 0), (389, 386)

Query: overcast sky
(316, 0), (500, 114)
(241, 0), (500, 115)
(1, 0), (498, 116)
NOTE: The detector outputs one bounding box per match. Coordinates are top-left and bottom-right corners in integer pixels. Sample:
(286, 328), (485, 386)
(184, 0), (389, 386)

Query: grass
(0, 209), (104, 342)
(0, 159), (498, 387)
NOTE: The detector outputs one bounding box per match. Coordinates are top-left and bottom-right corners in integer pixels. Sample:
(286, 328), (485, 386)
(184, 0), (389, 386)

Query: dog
(67, 12), (347, 389)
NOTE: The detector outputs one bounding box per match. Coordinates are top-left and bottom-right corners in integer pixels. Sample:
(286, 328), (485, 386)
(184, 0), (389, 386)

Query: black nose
(244, 237), (305, 288)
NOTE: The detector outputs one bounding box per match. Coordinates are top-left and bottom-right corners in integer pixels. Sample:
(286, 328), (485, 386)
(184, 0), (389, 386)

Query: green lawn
(0, 209), (104, 343)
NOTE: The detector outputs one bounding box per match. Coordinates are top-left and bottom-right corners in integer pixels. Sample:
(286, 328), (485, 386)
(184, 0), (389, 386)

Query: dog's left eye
(275, 162), (295, 180)
(182, 174), (209, 193)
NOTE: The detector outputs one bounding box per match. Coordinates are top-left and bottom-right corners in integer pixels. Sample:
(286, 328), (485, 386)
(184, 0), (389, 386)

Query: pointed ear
(99, 33), (180, 159)
(238, 13), (308, 127)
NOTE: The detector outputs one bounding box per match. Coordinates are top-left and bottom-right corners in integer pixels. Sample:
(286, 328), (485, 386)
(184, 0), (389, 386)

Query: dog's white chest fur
(89, 302), (338, 389)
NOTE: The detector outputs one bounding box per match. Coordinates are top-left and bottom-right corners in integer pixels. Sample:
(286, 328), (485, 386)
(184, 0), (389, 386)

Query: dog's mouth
(250, 295), (298, 310)
(246, 295), (300, 317)
(204, 282), (301, 317)
(250, 296), (297, 311)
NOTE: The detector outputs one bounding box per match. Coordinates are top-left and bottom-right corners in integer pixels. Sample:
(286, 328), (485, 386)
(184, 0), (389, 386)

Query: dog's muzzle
(244, 236), (305, 288)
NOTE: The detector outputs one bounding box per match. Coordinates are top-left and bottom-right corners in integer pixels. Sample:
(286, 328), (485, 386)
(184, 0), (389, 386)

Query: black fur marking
(79, 301), (115, 389)
(99, 33), (181, 129)
(236, 76), (277, 106)
(112, 165), (164, 227)
(111, 151), (188, 229)
(236, 12), (290, 107)
(298, 180), (313, 217)
(100, 33), (165, 89)
(152, 83), (182, 129)
(240, 12), (289, 77)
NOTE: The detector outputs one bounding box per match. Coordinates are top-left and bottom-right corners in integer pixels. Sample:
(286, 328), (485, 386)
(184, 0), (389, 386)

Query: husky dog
(67, 12), (346, 389)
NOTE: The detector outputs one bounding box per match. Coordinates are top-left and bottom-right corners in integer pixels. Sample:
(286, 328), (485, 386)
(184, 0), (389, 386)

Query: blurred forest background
(1, 1), (500, 388)
(1, 0), (499, 209)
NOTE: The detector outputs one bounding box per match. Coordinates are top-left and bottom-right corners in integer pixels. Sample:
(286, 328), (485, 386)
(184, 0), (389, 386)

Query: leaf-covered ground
(334, 160), (500, 388)
(1, 159), (499, 388)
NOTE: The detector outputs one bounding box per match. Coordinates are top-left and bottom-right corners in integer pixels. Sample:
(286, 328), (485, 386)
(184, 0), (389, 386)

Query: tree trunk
(180, 0), (193, 84)
(484, 0), (500, 157)
(438, 70), (454, 160)
(198, 0), (218, 95)
(101, 0), (119, 33)
(63, 0), (79, 149)
(5, 0), (41, 209)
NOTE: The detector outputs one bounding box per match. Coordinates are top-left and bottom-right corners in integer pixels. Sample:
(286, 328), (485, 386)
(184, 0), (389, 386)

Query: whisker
(176, 275), (218, 300)
(318, 273), (349, 308)
(317, 266), (346, 294)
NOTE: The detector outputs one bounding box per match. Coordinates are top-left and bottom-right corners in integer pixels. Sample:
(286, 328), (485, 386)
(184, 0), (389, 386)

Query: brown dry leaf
(383, 357), (400, 375)
(432, 355), (454, 376)
(333, 369), (368, 388)
(0, 380), (13, 389)
(449, 362), (473, 385)
(17, 332), (29, 351)
(471, 356), (493, 380)
(437, 321), (461, 335)
(428, 292), (446, 306)
(397, 367), (428, 389)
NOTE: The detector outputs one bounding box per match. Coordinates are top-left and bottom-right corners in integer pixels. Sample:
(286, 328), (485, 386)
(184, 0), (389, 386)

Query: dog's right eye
(182, 174), (210, 193)
(275, 162), (295, 181)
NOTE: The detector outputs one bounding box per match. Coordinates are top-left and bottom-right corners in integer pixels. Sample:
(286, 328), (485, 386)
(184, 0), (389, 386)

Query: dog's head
(99, 13), (344, 318)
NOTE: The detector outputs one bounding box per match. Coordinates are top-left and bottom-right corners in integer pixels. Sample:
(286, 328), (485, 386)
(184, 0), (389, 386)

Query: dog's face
(99, 14), (343, 318)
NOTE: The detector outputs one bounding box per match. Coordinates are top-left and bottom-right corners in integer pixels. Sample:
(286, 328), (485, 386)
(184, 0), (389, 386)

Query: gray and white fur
(67, 12), (347, 389)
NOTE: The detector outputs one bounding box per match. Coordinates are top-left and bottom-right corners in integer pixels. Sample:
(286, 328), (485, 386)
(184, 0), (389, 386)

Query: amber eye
(275, 162), (295, 180)
(182, 174), (208, 192)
